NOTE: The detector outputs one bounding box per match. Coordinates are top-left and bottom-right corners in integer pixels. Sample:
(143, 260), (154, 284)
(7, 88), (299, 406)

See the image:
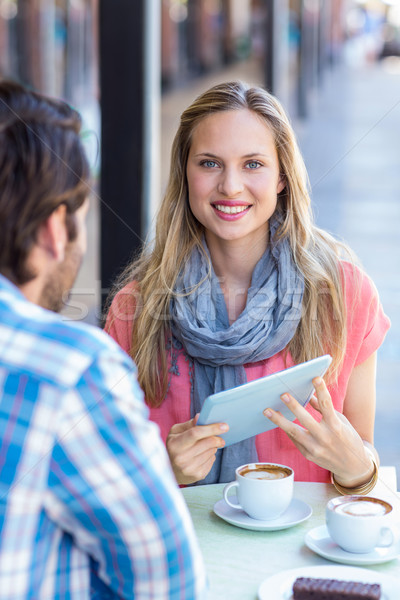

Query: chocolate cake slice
(292, 577), (381, 600)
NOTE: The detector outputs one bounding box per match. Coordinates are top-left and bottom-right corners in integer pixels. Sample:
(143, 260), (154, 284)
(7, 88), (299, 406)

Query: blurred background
(1, 0), (399, 479)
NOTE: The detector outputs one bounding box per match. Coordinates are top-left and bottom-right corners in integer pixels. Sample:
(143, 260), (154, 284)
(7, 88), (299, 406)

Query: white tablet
(197, 355), (332, 447)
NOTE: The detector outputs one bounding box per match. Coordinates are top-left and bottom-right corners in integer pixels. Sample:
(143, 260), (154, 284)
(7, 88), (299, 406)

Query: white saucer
(213, 496), (312, 531)
(258, 564), (398, 600)
(305, 525), (400, 566)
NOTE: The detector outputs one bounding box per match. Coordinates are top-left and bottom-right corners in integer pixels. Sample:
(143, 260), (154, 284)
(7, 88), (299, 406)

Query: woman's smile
(211, 201), (252, 219)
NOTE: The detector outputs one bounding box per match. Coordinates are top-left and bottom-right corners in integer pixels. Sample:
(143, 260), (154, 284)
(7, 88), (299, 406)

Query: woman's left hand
(264, 377), (374, 487)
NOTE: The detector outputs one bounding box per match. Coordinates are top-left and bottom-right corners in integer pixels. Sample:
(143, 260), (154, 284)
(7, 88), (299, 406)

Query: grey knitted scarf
(170, 215), (304, 484)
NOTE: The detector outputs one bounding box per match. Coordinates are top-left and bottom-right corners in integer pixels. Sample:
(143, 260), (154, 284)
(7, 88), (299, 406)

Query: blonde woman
(105, 81), (389, 491)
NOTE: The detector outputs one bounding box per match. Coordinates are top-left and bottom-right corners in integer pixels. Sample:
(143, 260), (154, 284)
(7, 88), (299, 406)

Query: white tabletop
(182, 472), (400, 599)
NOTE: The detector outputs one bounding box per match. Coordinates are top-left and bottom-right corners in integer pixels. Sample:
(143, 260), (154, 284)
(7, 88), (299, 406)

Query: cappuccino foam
(336, 500), (388, 517)
(240, 465), (291, 481)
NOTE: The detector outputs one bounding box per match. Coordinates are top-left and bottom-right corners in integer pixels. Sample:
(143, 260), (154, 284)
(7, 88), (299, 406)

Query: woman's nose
(217, 168), (244, 197)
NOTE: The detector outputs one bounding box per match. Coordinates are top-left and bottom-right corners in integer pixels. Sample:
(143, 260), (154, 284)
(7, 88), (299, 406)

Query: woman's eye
(200, 160), (218, 168)
(246, 161), (261, 169)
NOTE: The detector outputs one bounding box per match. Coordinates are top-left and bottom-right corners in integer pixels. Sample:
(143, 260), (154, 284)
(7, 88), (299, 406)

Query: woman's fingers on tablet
(312, 377), (335, 417)
(167, 419), (228, 457)
(265, 377), (335, 426)
(279, 392), (318, 430)
(308, 394), (320, 412)
(264, 379), (339, 453)
(263, 406), (300, 432)
(263, 407), (307, 444)
(264, 392), (319, 436)
(264, 407), (285, 426)
(169, 415), (199, 434)
(167, 419), (228, 484)
(187, 422), (229, 444)
(169, 416), (228, 437)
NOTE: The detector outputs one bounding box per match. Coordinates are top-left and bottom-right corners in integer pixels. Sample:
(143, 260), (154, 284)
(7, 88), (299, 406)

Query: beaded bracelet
(331, 447), (378, 496)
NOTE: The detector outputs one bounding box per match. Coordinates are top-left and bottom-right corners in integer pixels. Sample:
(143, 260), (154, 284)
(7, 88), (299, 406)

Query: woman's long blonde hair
(106, 81), (355, 407)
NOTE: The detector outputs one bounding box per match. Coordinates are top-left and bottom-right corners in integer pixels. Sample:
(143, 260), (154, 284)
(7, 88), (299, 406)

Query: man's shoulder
(0, 292), (132, 388)
(50, 313), (123, 357)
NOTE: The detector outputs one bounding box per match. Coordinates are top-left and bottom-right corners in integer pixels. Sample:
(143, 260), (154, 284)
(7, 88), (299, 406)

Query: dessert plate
(305, 525), (400, 566)
(213, 496), (312, 531)
(258, 564), (398, 600)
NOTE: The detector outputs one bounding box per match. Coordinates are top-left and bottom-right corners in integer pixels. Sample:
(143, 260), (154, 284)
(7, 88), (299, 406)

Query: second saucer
(305, 525), (400, 566)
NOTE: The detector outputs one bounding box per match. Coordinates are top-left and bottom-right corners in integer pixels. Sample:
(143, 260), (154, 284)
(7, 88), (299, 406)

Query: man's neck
(19, 279), (42, 305)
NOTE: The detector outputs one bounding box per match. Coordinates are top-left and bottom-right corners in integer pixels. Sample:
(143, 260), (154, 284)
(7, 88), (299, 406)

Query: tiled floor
(72, 55), (400, 484)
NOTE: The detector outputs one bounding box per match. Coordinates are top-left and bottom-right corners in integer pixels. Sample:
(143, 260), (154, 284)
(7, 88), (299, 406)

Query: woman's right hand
(166, 414), (229, 485)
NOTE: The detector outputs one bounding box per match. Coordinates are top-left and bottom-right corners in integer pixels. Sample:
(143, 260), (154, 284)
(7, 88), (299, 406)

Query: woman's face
(186, 108), (285, 250)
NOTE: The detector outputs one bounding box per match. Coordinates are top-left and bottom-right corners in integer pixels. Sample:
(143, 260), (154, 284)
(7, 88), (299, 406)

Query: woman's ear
(277, 174), (286, 194)
(37, 204), (68, 262)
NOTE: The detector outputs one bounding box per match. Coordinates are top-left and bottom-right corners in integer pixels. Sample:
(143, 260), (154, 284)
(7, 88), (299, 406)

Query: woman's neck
(205, 231), (269, 324)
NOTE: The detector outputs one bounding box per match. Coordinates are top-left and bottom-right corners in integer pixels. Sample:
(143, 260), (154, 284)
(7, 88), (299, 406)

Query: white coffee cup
(223, 462), (294, 521)
(326, 495), (397, 553)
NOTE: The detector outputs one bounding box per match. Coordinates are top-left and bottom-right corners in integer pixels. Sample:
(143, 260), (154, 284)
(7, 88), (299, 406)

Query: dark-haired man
(0, 80), (207, 599)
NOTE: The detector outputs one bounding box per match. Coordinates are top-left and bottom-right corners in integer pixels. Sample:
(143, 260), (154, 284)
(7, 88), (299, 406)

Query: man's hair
(0, 79), (90, 284)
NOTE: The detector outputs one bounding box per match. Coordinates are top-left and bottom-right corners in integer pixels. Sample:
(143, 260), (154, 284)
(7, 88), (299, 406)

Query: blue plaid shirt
(0, 275), (207, 599)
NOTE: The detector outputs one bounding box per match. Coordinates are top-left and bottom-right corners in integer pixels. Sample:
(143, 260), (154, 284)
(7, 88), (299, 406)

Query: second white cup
(223, 462), (294, 521)
(326, 495), (397, 553)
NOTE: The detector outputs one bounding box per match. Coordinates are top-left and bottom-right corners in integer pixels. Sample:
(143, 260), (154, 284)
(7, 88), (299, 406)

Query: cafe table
(182, 468), (400, 599)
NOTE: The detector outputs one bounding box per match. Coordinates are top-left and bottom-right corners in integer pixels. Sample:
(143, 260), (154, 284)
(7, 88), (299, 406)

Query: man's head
(0, 80), (90, 311)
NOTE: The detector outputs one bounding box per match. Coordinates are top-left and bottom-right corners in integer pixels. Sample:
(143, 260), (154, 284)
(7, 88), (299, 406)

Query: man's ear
(37, 204), (68, 262)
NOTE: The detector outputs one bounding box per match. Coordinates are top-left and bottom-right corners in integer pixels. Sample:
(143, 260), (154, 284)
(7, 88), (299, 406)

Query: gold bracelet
(331, 448), (378, 496)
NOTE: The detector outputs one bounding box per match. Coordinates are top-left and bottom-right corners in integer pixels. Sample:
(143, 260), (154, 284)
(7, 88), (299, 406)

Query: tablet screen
(197, 355), (332, 446)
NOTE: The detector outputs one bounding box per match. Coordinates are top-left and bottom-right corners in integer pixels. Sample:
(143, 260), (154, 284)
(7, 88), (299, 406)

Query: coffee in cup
(223, 462), (294, 520)
(240, 464), (292, 480)
(326, 495), (397, 553)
